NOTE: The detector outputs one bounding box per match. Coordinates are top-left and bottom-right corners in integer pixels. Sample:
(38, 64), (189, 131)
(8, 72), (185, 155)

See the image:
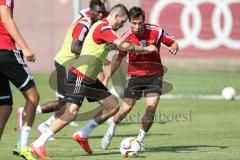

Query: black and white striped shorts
(0, 50), (35, 105)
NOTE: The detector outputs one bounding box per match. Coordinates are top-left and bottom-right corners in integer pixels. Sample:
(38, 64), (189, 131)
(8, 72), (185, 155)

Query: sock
(136, 129), (146, 143)
(78, 119), (99, 137)
(106, 117), (113, 125)
(110, 120), (116, 129)
(17, 126), (31, 147)
(44, 115), (56, 126)
(32, 129), (54, 147)
(35, 105), (42, 115)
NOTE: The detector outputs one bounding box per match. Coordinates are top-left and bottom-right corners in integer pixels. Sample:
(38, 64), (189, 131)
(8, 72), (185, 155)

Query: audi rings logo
(150, 0), (240, 50)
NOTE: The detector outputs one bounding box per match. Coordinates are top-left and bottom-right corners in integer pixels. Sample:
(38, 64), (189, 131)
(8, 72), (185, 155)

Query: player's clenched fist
(169, 42), (178, 55)
(22, 47), (36, 62)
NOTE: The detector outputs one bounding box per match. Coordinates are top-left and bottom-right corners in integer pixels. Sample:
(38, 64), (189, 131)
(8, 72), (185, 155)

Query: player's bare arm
(0, 5), (36, 62)
(102, 54), (123, 85)
(169, 42), (178, 55)
(113, 39), (158, 53)
(71, 39), (83, 55)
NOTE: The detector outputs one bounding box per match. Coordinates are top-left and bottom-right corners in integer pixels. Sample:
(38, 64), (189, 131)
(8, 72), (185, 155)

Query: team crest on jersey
(139, 40), (147, 47)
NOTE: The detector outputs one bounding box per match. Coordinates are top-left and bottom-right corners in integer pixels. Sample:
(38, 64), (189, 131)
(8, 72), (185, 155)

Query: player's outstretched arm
(113, 39), (158, 53)
(169, 42), (178, 55)
(0, 5), (36, 62)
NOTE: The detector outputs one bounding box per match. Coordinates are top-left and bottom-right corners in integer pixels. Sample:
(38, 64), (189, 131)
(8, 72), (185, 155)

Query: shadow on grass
(109, 145), (228, 153)
(49, 133), (171, 140)
(53, 149), (144, 158)
(119, 121), (168, 126)
(146, 145), (228, 153)
(51, 145), (228, 158)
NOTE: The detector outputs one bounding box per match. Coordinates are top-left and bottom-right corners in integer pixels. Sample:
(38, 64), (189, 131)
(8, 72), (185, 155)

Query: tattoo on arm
(119, 41), (125, 49)
(119, 41), (136, 52)
(130, 44), (135, 52)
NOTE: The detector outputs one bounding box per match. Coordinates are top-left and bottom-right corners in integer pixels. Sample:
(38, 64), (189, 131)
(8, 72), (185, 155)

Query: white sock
(78, 119), (99, 137)
(32, 129), (54, 147)
(35, 105), (42, 115)
(137, 129), (147, 143)
(110, 120), (116, 129)
(17, 126), (31, 147)
(106, 117), (113, 125)
(44, 115), (56, 126)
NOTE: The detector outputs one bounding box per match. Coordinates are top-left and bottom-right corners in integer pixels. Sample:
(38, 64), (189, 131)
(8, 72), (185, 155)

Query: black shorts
(54, 61), (67, 100)
(64, 71), (111, 106)
(0, 50), (35, 105)
(124, 75), (163, 100)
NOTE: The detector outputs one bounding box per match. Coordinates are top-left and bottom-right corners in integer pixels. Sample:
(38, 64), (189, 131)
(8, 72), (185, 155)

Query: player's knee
(69, 114), (77, 122)
(146, 105), (157, 115)
(25, 92), (40, 107)
(126, 100), (136, 107)
(124, 105), (134, 113)
(62, 111), (77, 122)
(67, 107), (78, 121)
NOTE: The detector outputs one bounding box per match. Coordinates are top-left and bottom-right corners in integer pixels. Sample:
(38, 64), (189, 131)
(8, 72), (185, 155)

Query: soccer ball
(221, 87), (236, 100)
(119, 137), (142, 157)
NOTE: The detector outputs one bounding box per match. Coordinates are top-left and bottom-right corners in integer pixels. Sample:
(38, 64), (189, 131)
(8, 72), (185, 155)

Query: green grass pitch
(0, 70), (240, 160)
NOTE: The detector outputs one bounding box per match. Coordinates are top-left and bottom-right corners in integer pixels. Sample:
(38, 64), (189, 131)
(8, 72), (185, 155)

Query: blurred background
(1, 1), (239, 159)
(14, 0), (240, 98)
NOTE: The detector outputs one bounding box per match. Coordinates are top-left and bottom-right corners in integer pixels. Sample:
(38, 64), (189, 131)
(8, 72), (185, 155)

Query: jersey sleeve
(0, 0), (13, 7)
(159, 31), (175, 47)
(98, 26), (118, 43)
(93, 23), (119, 44)
(150, 24), (174, 47)
(79, 8), (91, 17)
(72, 20), (90, 41)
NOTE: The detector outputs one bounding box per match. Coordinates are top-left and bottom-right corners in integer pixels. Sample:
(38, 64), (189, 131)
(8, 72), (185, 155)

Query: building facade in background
(14, 0), (240, 71)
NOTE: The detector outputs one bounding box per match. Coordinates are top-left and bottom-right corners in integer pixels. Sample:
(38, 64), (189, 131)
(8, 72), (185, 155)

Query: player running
(101, 7), (178, 150)
(0, 0), (40, 159)
(30, 4), (157, 159)
(17, 0), (106, 132)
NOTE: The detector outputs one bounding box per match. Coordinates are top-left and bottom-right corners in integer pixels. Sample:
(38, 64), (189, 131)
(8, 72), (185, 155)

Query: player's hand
(22, 47), (36, 62)
(144, 45), (158, 53)
(169, 42), (178, 55)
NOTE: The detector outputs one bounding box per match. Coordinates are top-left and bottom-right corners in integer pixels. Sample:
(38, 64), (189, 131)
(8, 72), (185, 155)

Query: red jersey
(72, 15), (93, 42)
(120, 24), (175, 77)
(92, 18), (118, 45)
(0, 0), (16, 50)
(71, 18), (118, 82)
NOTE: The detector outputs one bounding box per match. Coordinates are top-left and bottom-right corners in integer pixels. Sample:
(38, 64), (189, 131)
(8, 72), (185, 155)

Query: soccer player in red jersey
(101, 7), (178, 150)
(0, 0), (40, 159)
(17, 0), (106, 132)
(30, 4), (157, 158)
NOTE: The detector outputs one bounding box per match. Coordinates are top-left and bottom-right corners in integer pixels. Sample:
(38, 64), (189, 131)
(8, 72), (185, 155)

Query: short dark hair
(109, 4), (129, 18)
(129, 7), (145, 21)
(89, 0), (104, 10)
